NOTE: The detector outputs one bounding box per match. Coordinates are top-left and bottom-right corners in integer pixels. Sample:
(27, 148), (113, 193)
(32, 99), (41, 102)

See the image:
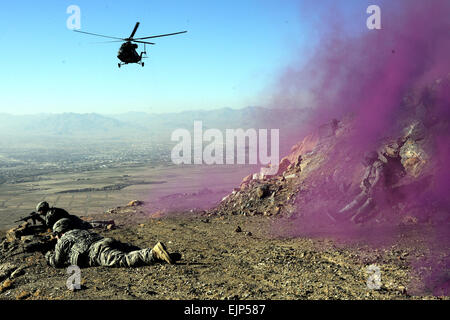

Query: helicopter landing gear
(118, 63), (121, 68)
(140, 48), (147, 67)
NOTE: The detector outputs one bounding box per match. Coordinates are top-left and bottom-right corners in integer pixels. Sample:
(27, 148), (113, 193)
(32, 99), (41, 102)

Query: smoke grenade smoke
(268, 0), (450, 295)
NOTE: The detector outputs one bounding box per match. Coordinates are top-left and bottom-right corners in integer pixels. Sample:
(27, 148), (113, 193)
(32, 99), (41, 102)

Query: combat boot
(152, 242), (173, 264)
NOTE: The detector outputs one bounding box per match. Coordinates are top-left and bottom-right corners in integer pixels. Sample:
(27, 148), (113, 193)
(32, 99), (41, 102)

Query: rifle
(24, 235), (58, 254)
(14, 211), (44, 225)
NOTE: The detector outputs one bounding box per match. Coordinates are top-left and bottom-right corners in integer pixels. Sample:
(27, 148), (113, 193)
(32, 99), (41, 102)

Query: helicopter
(74, 22), (187, 68)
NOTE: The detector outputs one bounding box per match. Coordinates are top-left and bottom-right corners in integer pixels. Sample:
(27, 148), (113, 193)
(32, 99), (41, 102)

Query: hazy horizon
(0, 105), (263, 117)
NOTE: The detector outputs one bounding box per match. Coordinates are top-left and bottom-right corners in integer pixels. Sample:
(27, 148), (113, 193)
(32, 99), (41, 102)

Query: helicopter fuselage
(117, 41), (142, 63)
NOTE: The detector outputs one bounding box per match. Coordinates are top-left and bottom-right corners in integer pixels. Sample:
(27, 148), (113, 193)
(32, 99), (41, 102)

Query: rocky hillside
(209, 76), (449, 234)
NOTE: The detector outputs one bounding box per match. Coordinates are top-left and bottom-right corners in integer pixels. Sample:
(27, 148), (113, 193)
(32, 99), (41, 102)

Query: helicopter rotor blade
(89, 40), (124, 44)
(134, 30), (187, 40)
(74, 30), (124, 40)
(129, 22), (140, 39)
(132, 40), (155, 45)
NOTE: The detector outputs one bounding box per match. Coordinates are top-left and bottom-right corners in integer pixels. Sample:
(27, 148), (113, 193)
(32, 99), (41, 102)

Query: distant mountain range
(0, 112), (129, 137)
(0, 107), (306, 136)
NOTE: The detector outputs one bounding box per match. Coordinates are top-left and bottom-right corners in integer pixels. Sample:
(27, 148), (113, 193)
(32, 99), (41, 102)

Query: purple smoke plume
(268, 0), (450, 295)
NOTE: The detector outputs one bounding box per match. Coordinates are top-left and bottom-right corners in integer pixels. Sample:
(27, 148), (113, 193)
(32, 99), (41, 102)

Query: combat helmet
(36, 201), (50, 213)
(53, 218), (73, 234)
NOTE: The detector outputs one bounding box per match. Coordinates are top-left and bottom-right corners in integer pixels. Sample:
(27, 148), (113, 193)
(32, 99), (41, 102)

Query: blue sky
(0, 0), (376, 114)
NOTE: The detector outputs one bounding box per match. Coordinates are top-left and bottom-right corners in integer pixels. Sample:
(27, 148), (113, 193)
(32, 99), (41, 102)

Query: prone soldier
(35, 201), (91, 230)
(5, 203), (114, 257)
(45, 218), (180, 268)
(35, 201), (113, 230)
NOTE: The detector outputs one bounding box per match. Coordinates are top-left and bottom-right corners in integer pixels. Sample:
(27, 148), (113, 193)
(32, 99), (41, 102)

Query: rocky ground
(0, 204), (447, 300)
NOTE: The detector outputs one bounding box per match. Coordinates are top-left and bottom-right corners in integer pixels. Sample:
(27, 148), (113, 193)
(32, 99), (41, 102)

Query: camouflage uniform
(45, 229), (155, 268)
(43, 207), (92, 230)
(43, 207), (70, 229)
(338, 150), (388, 221)
(88, 238), (154, 268)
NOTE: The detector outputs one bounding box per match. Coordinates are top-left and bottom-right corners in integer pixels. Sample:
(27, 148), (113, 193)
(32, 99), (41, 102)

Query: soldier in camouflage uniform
(45, 218), (176, 268)
(35, 201), (91, 230)
(336, 150), (388, 222)
(35, 201), (112, 230)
